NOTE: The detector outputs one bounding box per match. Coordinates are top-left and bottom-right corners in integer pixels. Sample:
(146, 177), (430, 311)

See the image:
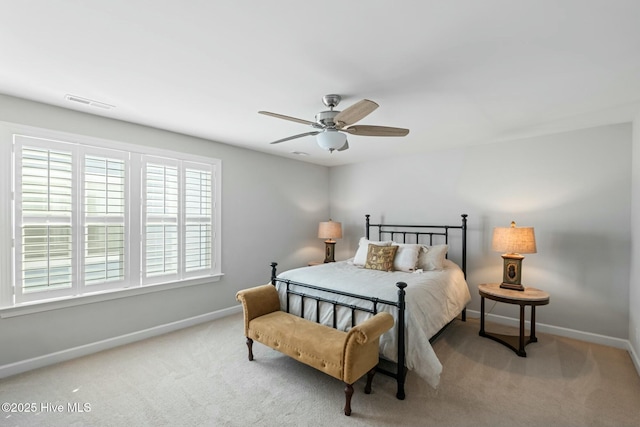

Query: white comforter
(276, 259), (471, 388)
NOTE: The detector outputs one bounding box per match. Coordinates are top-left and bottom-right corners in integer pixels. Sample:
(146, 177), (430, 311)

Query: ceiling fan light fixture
(316, 129), (347, 152)
(260, 94), (409, 153)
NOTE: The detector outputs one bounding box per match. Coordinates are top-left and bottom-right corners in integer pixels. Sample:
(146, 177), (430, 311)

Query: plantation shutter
(184, 164), (213, 275)
(15, 137), (76, 302)
(143, 158), (180, 283)
(83, 153), (127, 289)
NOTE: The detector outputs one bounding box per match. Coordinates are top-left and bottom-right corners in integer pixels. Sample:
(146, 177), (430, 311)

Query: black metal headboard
(365, 214), (468, 278)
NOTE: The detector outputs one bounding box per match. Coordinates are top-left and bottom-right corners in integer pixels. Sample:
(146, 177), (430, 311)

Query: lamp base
(324, 240), (336, 263)
(500, 282), (525, 291)
(500, 253), (525, 291)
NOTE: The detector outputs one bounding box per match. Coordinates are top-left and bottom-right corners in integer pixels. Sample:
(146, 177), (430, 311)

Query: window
(184, 166), (213, 273)
(143, 159), (180, 282)
(2, 127), (221, 308)
(83, 154), (126, 288)
(141, 157), (216, 285)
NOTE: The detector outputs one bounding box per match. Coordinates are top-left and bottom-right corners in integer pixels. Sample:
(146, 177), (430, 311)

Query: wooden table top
(478, 283), (550, 303)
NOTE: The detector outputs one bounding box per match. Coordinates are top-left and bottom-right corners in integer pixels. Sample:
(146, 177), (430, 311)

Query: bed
(270, 214), (471, 399)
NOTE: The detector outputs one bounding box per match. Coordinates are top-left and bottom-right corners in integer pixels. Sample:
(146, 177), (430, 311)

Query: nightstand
(478, 283), (550, 357)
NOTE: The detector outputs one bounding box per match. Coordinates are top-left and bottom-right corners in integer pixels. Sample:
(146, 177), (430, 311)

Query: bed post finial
(365, 214), (370, 239)
(270, 262), (278, 286)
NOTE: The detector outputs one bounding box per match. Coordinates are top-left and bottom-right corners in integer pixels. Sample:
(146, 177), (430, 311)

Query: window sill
(0, 273), (224, 319)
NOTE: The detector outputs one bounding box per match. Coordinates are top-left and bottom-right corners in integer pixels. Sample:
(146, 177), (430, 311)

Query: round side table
(478, 283), (550, 357)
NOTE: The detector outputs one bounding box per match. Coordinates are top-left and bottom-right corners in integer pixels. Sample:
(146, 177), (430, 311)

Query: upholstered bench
(236, 284), (394, 416)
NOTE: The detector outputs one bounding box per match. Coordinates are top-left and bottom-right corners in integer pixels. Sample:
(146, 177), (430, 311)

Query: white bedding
(276, 259), (471, 388)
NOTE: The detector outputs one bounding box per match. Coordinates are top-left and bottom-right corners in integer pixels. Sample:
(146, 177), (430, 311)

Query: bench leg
(344, 383), (354, 416)
(364, 367), (376, 394)
(246, 338), (254, 361)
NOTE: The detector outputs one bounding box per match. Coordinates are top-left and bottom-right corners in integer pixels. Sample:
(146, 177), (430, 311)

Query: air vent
(65, 94), (114, 110)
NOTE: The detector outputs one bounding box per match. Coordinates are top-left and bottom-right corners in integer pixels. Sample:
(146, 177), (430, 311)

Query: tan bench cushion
(249, 311), (346, 380)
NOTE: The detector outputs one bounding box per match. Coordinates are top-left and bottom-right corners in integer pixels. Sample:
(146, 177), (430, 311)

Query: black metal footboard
(271, 262), (408, 400)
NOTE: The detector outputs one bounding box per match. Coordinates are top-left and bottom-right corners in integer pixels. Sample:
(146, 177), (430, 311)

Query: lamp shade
(492, 221), (537, 254)
(318, 220), (342, 241)
(316, 129), (347, 151)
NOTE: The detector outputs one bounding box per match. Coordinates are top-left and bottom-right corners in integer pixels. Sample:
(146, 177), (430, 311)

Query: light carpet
(1, 313), (639, 427)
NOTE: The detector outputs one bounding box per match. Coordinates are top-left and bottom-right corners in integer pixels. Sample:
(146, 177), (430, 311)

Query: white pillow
(353, 237), (393, 266)
(417, 244), (449, 270)
(391, 243), (421, 272)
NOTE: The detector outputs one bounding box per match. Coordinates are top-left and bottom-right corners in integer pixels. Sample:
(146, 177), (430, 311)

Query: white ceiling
(1, 0), (640, 166)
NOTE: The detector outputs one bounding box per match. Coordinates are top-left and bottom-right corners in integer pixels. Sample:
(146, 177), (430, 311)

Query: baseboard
(629, 343), (640, 377)
(0, 305), (243, 379)
(468, 308), (640, 378)
(466, 309), (630, 350)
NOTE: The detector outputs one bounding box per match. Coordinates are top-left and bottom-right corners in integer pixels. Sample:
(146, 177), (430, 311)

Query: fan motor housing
(315, 110), (339, 127)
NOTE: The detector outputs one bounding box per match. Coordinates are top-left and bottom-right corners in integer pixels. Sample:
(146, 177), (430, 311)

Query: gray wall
(330, 124), (632, 340)
(0, 94), (329, 366)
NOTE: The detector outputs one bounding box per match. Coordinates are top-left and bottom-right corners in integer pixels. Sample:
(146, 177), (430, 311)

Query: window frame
(142, 156), (182, 285)
(80, 146), (130, 293)
(13, 136), (80, 303)
(182, 161), (215, 279)
(0, 122), (222, 314)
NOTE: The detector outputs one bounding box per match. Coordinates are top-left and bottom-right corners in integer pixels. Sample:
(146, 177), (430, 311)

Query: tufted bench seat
(236, 284), (394, 416)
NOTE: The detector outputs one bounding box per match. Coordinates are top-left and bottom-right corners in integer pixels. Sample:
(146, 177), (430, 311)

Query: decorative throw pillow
(417, 244), (448, 270)
(353, 237), (393, 266)
(392, 243), (421, 272)
(364, 244), (398, 271)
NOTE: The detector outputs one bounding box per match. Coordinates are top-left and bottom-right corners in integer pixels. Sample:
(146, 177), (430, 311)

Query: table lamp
(492, 221), (536, 291)
(318, 220), (342, 263)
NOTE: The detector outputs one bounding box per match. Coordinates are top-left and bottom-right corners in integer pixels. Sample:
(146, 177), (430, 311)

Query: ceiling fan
(259, 94), (410, 152)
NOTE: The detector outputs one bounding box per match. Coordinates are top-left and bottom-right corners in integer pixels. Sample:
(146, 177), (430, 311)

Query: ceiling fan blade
(334, 99), (379, 127)
(269, 131), (320, 144)
(343, 125), (410, 137)
(337, 140), (349, 151)
(259, 111), (317, 126)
